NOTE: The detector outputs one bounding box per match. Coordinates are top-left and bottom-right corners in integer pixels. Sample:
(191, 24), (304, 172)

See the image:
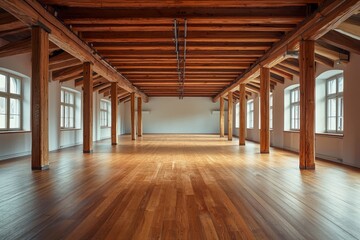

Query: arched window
(284, 84), (300, 131)
(0, 70), (23, 130)
(316, 70), (344, 134)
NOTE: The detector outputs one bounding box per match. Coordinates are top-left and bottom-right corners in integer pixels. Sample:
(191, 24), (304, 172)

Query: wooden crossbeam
(38, 0), (323, 8)
(0, 0), (148, 102)
(320, 30), (360, 55)
(59, 7), (306, 25)
(52, 65), (83, 81)
(0, 38), (57, 58)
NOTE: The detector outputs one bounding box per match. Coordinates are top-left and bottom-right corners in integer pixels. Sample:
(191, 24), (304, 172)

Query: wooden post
(137, 97), (143, 137)
(83, 62), (93, 153)
(239, 84), (246, 146)
(260, 67), (270, 153)
(220, 97), (225, 137)
(131, 92), (136, 140)
(111, 83), (118, 145)
(31, 26), (49, 170)
(299, 40), (316, 169)
(228, 92), (233, 141)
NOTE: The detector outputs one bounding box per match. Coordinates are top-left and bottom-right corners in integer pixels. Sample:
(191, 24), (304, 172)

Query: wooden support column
(260, 67), (270, 153)
(228, 92), (233, 141)
(299, 40), (316, 169)
(83, 62), (93, 153)
(239, 84), (246, 146)
(111, 82), (118, 145)
(220, 97), (225, 137)
(131, 92), (136, 140)
(31, 26), (49, 170)
(137, 97), (142, 137)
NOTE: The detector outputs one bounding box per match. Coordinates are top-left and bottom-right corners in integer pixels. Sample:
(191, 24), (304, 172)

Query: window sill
(316, 132), (344, 138)
(60, 128), (82, 131)
(0, 130), (31, 134)
(100, 126), (111, 129)
(284, 130), (300, 133)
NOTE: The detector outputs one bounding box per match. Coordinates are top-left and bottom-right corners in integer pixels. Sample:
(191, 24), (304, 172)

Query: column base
(83, 150), (93, 153)
(112, 143), (118, 146)
(32, 165), (49, 170)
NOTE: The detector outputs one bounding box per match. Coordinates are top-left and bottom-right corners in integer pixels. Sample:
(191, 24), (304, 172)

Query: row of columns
(219, 40), (315, 169)
(31, 26), (142, 170)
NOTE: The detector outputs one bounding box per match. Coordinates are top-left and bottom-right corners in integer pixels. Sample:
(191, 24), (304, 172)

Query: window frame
(60, 88), (76, 129)
(270, 94), (273, 130)
(247, 100), (254, 129)
(325, 74), (344, 134)
(100, 99), (111, 128)
(0, 71), (23, 131)
(235, 102), (239, 128)
(290, 87), (300, 131)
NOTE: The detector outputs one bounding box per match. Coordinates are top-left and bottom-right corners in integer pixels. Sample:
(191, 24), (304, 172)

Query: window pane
(10, 98), (20, 114)
(0, 114), (6, 128)
(327, 79), (336, 95)
(69, 93), (74, 104)
(10, 77), (21, 94)
(0, 74), (6, 92)
(338, 97), (344, 131)
(0, 97), (6, 114)
(327, 98), (336, 117)
(327, 117), (336, 131)
(61, 90), (64, 103)
(338, 76), (343, 93)
(9, 114), (20, 129)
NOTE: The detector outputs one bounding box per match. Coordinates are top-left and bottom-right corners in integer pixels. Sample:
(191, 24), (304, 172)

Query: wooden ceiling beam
(101, 50), (264, 57)
(49, 58), (81, 71)
(71, 24), (297, 32)
(274, 65), (299, 77)
(93, 82), (111, 92)
(0, 37), (58, 58)
(320, 30), (360, 55)
(213, 0), (360, 102)
(336, 15), (360, 38)
(92, 42), (273, 51)
(0, 11), (24, 31)
(271, 67), (293, 80)
(315, 53), (334, 67)
(81, 31), (282, 43)
(52, 65), (83, 81)
(0, 0), (148, 102)
(38, 1), (323, 8)
(59, 7), (306, 25)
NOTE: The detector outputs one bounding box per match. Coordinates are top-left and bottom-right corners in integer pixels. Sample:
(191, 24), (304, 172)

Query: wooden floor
(0, 135), (359, 240)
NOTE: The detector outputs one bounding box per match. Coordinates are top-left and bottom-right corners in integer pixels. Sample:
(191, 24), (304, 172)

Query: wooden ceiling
(37, 0), (322, 98)
(0, 1), (359, 101)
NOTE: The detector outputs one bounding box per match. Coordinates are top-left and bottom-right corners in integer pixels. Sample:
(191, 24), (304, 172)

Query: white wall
(0, 49), (119, 160)
(234, 53), (360, 168)
(123, 97), (227, 134)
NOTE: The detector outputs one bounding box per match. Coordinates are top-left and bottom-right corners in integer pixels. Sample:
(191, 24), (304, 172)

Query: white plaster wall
(124, 97), (227, 134)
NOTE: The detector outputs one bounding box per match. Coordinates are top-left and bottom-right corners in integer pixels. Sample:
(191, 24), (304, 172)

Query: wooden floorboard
(0, 134), (359, 240)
